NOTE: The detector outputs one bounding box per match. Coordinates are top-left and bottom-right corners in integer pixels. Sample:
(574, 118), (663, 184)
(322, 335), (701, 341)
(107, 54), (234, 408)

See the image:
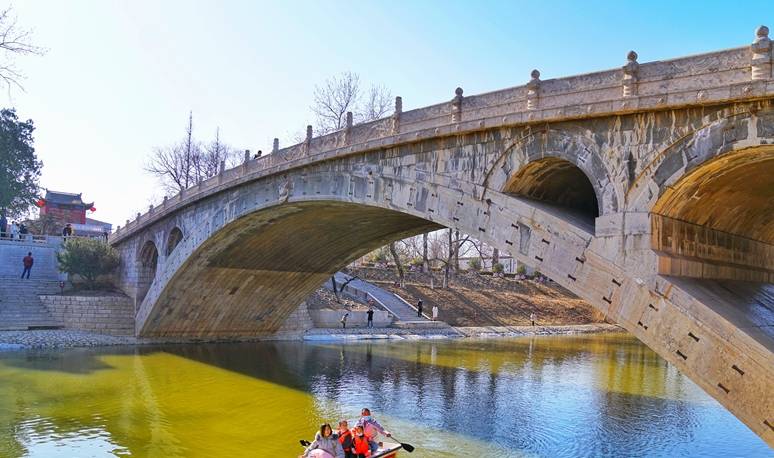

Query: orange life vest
(352, 434), (371, 456)
(338, 429), (353, 452)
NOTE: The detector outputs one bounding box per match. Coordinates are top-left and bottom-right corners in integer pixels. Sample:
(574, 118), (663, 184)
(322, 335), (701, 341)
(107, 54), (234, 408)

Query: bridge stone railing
(112, 26), (774, 244)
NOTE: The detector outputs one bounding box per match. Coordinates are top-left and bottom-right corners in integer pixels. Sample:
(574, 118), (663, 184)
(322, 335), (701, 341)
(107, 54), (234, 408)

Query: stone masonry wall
(270, 301), (314, 339)
(40, 295), (134, 336)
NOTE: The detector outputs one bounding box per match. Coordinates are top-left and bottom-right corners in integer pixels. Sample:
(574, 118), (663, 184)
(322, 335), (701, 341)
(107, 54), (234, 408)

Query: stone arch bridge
(112, 29), (774, 445)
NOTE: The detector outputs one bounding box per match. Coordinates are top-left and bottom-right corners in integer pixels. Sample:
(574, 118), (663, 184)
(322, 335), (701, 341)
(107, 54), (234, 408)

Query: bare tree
(311, 71), (360, 133)
(389, 241), (405, 287)
(0, 8), (44, 94)
(359, 84), (392, 122)
(197, 127), (238, 179)
(422, 232), (429, 273)
(310, 72), (393, 134)
(145, 112), (202, 194)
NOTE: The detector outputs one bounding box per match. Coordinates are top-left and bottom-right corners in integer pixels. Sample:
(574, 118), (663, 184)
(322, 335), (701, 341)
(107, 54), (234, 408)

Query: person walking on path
(340, 312), (349, 329)
(432, 305), (439, 321)
(417, 300), (423, 318)
(366, 308), (374, 328)
(10, 221), (19, 240)
(21, 252), (33, 279)
(0, 211), (7, 238)
(530, 312), (536, 326)
(62, 223), (73, 237)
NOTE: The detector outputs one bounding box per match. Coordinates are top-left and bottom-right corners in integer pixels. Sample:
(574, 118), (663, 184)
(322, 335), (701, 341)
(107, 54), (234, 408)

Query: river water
(0, 333), (769, 457)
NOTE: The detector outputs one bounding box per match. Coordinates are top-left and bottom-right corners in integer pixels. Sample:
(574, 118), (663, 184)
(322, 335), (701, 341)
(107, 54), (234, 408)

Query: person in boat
(356, 408), (391, 454)
(351, 425), (372, 458)
(301, 423), (344, 458)
(337, 419), (355, 458)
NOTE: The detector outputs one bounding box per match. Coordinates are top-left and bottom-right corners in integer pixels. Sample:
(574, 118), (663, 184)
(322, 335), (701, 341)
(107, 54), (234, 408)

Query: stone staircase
(0, 238), (65, 330)
(0, 276), (63, 330)
(332, 272), (453, 330)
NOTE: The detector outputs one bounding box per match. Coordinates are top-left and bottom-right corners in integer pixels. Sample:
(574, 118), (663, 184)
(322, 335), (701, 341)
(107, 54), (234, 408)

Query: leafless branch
(0, 8), (45, 95)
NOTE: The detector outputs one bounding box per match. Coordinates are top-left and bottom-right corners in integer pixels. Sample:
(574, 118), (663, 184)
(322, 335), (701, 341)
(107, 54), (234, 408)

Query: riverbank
(0, 323), (624, 349)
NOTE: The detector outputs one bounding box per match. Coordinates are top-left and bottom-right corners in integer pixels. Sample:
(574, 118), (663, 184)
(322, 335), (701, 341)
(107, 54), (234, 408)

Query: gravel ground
(0, 324), (625, 350)
(0, 329), (138, 349)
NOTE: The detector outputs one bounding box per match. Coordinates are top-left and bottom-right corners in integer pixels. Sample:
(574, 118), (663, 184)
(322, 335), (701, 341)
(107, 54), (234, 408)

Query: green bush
(492, 262), (504, 273)
(57, 238), (120, 288)
(516, 264), (527, 275)
(409, 257), (424, 268)
(468, 257), (482, 271)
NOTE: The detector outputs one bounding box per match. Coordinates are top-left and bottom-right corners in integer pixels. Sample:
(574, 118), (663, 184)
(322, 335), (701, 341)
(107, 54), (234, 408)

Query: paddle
(389, 437), (415, 453)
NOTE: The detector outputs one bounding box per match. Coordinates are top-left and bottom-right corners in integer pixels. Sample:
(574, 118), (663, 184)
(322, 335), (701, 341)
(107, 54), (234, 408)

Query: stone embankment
(40, 294), (134, 335)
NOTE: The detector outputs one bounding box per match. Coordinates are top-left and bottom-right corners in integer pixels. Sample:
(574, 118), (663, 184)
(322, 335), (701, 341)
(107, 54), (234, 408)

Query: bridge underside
(139, 202), (439, 337)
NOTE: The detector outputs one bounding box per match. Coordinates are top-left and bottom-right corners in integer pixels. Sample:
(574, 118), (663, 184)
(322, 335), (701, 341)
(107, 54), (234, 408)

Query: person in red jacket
(337, 420), (355, 458)
(351, 426), (371, 458)
(21, 252), (33, 279)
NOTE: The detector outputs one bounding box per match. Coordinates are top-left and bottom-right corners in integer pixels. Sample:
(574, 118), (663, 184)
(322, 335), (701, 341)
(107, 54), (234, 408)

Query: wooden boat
(372, 441), (402, 457)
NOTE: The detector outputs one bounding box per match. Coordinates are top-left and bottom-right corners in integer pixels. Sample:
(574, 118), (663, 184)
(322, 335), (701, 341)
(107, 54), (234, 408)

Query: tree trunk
(389, 242), (405, 287)
(453, 230), (460, 272)
(444, 229), (452, 288)
(331, 276), (341, 303)
(492, 248), (499, 270)
(422, 232), (429, 273)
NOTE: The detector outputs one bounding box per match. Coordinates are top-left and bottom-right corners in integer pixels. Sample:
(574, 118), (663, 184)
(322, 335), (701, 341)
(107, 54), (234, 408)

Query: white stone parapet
(111, 29), (774, 244)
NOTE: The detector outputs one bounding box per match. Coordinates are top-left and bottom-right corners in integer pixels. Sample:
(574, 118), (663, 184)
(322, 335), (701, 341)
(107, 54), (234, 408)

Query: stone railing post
(392, 96), (402, 134)
(273, 138), (279, 154)
(526, 70), (541, 110)
(451, 87), (463, 122)
(622, 51), (639, 97)
(244, 149), (250, 163)
(148, 204), (154, 214)
(752, 25), (771, 81)
(305, 125), (312, 154)
(162, 195), (168, 208)
(344, 111), (353, 144)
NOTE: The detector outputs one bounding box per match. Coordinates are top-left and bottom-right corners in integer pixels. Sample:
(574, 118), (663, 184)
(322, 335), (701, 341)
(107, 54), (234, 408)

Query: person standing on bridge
(417, 300), (423, 318)
(21, 252), (33, 279)
(366, 308), (374, 328)
(341, 312), (349, 329)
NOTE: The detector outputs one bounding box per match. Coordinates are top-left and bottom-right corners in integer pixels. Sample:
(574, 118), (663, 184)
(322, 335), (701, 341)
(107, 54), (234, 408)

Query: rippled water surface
(0, 333), (770, 457)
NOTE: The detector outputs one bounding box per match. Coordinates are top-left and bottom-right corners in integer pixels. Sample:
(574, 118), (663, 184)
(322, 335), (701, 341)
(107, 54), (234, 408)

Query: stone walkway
(0, 324), (625, 350)
(333, 272), (428, 321)
(455, 323), (624, 338)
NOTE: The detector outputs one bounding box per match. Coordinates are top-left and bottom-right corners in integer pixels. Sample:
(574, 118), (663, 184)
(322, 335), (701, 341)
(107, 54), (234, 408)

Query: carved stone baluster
(451, 87), (463, 123)
(622, 51), (639, 97)
(526, 70), (541, 110)
(751, 25), (771, 81)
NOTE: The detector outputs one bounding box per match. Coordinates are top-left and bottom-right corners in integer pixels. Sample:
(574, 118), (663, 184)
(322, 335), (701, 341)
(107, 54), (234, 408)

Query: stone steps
(0, 275), (63, 330)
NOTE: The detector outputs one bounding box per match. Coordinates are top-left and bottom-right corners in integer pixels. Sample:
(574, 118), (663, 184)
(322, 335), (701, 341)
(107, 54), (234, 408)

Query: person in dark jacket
(337, 420), (355, 458)
(21, 252), (33, 279)
(417, 300), (423, 318)
(366, 308), (374, 328)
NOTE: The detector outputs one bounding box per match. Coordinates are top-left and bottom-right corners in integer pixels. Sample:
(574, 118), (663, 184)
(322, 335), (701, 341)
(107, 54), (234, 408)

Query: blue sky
(8, 1), (772, 225)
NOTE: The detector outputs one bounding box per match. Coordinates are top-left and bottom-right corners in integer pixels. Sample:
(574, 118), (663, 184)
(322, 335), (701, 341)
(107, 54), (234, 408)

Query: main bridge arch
(115, 108), (774, 445)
